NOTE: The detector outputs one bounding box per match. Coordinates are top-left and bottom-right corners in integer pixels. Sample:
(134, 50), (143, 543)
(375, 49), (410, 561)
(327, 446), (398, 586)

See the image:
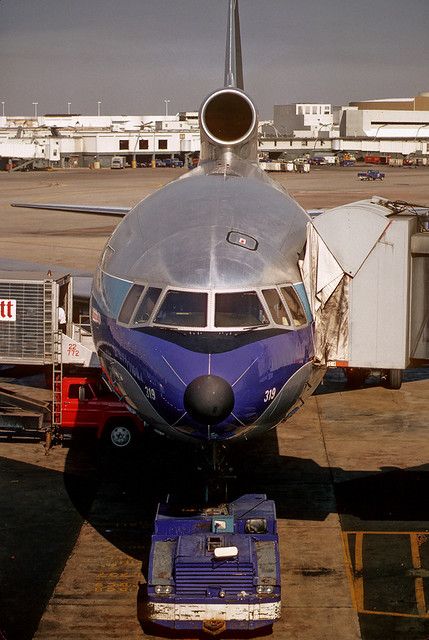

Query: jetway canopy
(300, 198), (429, 369)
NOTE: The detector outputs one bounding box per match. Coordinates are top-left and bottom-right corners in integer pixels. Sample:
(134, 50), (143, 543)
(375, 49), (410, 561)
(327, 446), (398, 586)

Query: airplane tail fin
(198, 0), (258, 164)
(224, 0), (244, 90)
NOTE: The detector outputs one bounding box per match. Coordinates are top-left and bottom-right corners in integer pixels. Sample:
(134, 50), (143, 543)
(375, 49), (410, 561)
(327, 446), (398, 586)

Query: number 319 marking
(145, 386), (156, 401)
(264, 387), (277, 403)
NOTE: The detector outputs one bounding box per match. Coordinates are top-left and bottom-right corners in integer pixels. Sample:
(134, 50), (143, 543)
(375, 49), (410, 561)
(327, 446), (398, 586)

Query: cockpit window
(118, 284), (145, 324)
(154, 290), (208, 327)
(280, 286), (307, 327)
(262, 289), (290, 326)
(134, 287), (162, 324)
(215, 291), (269, 328)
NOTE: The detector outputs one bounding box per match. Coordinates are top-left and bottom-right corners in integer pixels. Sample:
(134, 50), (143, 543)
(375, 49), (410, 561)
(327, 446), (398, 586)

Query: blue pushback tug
(144, 494), (281, 635)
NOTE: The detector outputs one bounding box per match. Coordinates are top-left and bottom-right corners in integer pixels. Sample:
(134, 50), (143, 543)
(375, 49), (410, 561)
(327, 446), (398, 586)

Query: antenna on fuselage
(224, 0), (244, 90)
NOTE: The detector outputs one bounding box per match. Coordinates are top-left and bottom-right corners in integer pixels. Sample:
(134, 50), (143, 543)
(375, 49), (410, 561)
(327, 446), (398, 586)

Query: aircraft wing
(11, 202), (130, 217)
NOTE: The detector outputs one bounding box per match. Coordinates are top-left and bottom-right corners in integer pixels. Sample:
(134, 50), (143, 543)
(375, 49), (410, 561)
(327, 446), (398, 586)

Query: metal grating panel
(175, 561), (254, 596)
(255, 540), (277, 584)
(152, 540), (175, 585)
(0, 281), (50, 362)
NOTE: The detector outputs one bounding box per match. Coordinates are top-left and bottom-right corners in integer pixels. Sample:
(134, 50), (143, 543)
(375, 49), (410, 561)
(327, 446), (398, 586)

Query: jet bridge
(300, 197), (429, 372)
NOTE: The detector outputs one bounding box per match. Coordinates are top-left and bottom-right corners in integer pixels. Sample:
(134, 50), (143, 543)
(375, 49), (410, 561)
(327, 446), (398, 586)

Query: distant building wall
(341, 108), (429, 139)
(350, 93), (429, 112)
(273, 105), (304, 134)
(274, 103), (333, 135)
(350, 100), (414, 111)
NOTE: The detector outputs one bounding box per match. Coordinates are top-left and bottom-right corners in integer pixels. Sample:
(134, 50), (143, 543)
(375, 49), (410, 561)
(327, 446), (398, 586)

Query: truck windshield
(154, 290), (208, 327)
(215, 291), (269, 328)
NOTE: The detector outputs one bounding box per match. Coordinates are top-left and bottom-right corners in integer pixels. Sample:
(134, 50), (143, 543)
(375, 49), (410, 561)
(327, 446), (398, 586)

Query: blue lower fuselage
(91, 303), (316, 443)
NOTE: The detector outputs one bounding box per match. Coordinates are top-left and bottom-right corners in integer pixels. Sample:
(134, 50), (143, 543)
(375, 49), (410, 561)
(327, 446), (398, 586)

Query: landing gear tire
(105, 421), (135, 449)
(386, 369), (402, 390)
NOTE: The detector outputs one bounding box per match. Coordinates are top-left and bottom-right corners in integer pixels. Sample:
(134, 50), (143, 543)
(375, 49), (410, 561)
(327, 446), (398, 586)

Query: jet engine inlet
(184, 375), (235, 425)
(200, 88), (256, 146)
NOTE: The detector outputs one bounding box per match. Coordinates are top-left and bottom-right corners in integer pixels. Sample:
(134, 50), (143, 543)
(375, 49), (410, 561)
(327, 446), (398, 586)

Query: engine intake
(200, 88), (257, 148)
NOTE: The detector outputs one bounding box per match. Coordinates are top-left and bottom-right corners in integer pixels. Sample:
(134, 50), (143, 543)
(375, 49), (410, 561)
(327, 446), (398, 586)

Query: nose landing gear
(198, 442), (236, 504)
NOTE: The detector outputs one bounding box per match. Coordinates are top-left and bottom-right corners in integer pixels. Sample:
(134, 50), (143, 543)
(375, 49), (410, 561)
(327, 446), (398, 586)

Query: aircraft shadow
(0, 454), (94, 640)
(62, 428), (429, 639)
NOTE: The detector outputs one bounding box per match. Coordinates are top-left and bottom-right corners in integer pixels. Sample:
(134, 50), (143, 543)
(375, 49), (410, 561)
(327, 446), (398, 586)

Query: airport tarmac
(0, 166), (428, 640)
(1, 165), (429, 271)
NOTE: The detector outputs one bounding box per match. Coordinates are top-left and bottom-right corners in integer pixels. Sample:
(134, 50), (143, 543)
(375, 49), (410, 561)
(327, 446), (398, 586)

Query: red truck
(60, 374), (145, 448)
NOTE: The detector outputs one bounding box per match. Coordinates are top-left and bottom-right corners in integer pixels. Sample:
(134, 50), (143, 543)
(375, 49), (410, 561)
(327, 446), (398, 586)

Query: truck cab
(60, 374), (144, 448)
(358, 169), (385, 180)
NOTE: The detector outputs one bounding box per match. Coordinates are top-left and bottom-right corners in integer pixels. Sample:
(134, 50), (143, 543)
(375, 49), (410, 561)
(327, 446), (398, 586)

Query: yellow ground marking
(341, 532), (359, 611)
(354, 532), (364, 611)
(346, 531), (429, 535)
(410, 533), (428, 615)
(360, 610), (429, 619)
(342, 531), (429, 619)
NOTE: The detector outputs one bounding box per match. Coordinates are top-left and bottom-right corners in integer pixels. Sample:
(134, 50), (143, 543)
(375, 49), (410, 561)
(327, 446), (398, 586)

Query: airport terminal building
(1, 93), (429, 168)
(0, 112), (201, 169)
(271, 93), (429, 160)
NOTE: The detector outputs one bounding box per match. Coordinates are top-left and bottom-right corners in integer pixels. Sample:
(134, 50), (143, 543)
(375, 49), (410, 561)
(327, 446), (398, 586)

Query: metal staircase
(48, 330), (63, 450)
(43, 279), (54, 363)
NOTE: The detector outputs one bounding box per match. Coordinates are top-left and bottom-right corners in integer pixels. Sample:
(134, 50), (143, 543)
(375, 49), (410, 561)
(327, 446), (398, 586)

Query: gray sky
(1, 0), (428, 118)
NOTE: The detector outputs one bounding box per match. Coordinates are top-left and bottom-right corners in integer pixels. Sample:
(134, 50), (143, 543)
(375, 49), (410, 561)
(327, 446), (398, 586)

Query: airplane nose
(184, 375), (234, 425)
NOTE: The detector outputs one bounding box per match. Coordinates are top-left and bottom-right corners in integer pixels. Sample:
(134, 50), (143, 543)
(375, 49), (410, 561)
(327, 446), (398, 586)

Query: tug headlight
(256, 585), (274, 594)
(154, 585), (173, 595)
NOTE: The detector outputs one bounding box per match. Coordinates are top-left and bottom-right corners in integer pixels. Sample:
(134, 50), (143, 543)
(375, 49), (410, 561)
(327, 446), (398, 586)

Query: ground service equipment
(60, 374), (145, 447)
(358, 169), (385, 180)
(143, 494), (281, 635)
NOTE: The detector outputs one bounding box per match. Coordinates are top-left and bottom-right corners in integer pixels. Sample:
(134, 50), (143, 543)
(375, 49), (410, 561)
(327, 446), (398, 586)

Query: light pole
(97, 101), (102, 117)
(1, 101), (5, 117)
(372, 123), (386, 144)
(313, 123), (331, 150)
(164, 99), (170, 117)
(67, 101), (71, 115)
(414, 124), (429, 156)
(32, 102), (38, 118)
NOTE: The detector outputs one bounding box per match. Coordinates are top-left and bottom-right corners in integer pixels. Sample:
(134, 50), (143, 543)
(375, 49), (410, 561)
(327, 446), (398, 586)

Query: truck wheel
(105, 421), (135, 449)
(386, 369), (402, 390)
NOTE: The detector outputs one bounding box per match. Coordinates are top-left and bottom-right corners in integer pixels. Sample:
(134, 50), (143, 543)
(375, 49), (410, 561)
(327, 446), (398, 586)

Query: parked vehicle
(340, 153), (356, 166)
(163, 158), (184, 168)
(364, 155), (390, 165)
(358, 169), (385, 181)
(309, 155), (336, 166)
(143, 493), (281, 635)
(309, 156), (326, 165)
(110, 156), (125, 169)
(60, 373), (145, 448)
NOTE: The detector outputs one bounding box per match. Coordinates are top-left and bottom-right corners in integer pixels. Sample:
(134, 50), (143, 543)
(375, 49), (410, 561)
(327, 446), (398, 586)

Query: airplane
(12, 0), (412, 469)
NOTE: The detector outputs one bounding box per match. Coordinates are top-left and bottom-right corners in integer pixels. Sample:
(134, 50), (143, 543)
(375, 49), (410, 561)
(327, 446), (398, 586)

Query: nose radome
(184, 375), (234, 425)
